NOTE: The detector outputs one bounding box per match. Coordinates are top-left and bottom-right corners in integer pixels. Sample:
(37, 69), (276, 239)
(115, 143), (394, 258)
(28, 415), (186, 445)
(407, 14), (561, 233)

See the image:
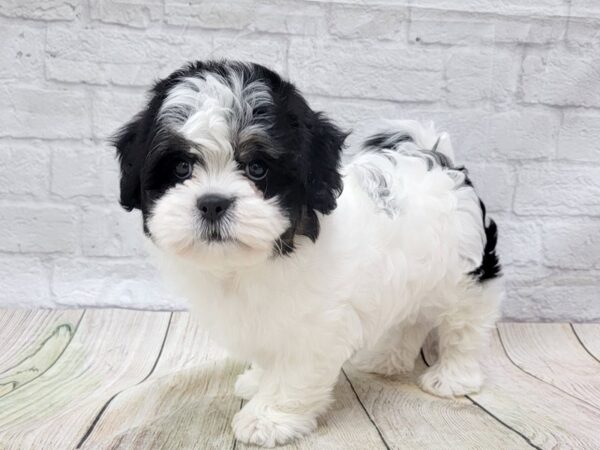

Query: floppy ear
(111, 66), (194, 212)
(112, 114), (146, 211)
(306, 112), (347, 215)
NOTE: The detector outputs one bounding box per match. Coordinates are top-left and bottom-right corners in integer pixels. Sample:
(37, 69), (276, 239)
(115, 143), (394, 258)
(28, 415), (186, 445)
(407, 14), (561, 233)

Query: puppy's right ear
(112, 114), (146, 211)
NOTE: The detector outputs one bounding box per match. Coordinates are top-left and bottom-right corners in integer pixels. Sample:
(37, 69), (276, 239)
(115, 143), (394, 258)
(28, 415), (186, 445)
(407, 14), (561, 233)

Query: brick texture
(0, 0), (598, 320)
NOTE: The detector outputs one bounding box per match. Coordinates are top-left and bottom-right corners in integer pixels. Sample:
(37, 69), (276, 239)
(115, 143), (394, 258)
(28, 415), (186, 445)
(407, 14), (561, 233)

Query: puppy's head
(113, 60), (346, 268)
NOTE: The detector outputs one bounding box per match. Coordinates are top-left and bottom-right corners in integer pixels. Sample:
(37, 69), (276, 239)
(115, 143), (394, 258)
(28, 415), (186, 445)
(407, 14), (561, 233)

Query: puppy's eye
(246, 160), (268, 181)
(174, 160), (192, 180)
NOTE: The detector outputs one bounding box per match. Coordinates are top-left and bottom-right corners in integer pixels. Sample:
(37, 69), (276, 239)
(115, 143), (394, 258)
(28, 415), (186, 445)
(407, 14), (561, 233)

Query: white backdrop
(1, 0), (599, 320)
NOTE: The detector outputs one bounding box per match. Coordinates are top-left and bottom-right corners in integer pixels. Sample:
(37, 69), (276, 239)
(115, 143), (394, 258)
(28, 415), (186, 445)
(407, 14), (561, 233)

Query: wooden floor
(1, 311), (599, 449)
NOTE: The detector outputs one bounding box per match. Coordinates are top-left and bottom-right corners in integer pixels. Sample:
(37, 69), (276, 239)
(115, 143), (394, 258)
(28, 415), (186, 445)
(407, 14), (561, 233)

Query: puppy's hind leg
(351, 321), (432, 376)
(418, 279), (502, 398)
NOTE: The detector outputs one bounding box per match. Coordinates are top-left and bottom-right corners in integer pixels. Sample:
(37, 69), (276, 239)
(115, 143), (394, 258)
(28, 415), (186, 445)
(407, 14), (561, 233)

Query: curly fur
(114, 61), (502, 447)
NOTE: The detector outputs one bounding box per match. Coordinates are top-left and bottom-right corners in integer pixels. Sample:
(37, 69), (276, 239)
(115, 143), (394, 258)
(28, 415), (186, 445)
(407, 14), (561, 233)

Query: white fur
(149, 113), (502, 446)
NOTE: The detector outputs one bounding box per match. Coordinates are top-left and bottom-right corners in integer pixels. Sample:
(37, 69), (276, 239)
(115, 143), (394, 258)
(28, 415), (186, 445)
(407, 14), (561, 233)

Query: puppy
(113, 60), (502, 447)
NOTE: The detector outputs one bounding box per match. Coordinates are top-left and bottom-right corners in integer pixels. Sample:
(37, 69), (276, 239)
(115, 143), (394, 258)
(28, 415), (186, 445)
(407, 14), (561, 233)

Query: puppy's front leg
(232, 359), (341, 447)
(235, 364), (263, 400)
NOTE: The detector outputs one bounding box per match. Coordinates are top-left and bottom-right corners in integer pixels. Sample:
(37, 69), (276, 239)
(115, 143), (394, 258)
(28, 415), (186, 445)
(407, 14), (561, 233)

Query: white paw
(418, 362), (482, 398)
(232, 401), (316, 447)
(235, 366), (262, 400)
(352, 349), (416, 376)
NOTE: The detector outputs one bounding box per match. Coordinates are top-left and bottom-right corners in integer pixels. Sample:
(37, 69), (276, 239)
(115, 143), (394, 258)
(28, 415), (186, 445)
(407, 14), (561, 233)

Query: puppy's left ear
(306, 113), (347, 215)
(112, 114), (146, 211)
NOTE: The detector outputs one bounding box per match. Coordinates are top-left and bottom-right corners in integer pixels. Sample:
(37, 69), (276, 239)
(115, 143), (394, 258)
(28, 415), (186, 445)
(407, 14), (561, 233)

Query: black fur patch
(416, 149), (452, 170)
(363, 132), (453, 170)
(457, 166), (473, 187)
(363, 132), (412, 150)
(470, 201), (501, 282)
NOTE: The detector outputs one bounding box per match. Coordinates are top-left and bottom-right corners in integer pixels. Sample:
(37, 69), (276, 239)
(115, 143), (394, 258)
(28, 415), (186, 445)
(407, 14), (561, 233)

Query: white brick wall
(1, 1), (599, 320)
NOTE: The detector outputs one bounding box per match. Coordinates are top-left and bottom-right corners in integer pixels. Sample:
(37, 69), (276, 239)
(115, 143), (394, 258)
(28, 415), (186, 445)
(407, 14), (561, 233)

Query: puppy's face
(114, 61), (345, 268)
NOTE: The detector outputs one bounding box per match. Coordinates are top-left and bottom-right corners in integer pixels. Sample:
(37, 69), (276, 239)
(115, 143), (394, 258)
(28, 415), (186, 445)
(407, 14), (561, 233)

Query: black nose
(197, 194), (233, 221)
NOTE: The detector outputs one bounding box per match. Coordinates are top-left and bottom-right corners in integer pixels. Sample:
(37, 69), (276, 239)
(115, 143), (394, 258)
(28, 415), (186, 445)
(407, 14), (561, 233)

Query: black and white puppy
(114, 60), (502, 447)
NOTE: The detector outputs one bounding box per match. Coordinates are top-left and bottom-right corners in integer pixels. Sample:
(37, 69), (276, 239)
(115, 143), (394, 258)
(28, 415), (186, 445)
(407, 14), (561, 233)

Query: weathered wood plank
(0, 309), (171, 450)
(78, 311), (243, 450)
(572, 324), (600, 362)
(465, 330), (600, 449)
(2, 312), (599, 449)
(498, 323), (600, 409)
(0, 310), (83, 375)
(344, 357), (530, 449)
(82, 312), (386, 450)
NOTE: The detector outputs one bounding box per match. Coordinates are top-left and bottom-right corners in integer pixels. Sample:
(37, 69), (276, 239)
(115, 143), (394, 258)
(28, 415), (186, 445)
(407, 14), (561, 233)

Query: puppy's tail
(362, 120), (455, 163)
